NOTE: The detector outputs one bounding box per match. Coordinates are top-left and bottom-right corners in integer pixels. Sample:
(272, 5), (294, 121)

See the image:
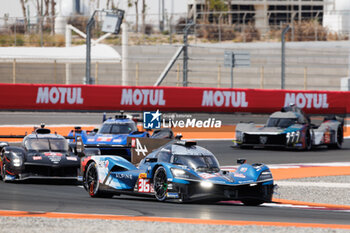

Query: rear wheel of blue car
(85, 162), (113, 198)
(154, 167), (168, 201)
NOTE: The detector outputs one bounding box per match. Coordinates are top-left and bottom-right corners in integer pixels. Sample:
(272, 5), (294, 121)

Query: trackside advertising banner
(0, 84), (348, 114)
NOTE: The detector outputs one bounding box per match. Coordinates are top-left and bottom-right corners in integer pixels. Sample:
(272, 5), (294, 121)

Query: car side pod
(237, 158), (247, 165)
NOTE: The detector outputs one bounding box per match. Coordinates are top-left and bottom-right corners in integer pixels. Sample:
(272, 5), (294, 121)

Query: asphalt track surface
(1, 112), (350, 225)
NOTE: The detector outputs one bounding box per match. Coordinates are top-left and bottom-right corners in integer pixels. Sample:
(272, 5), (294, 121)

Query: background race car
(0, 125), (91, 182)
(69, 112), (175, 160)
(69, 112), (150, 159)
(81, 139), (274, 205)
(234, 105), (344, 150)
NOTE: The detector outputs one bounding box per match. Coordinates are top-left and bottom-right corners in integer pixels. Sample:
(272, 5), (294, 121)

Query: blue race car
(69, 112), (149, 159)
(81, 139), (274, 205)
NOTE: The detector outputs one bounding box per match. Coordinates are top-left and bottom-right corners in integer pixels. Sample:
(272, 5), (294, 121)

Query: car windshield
(26, 138), (68, 152)
(98, 123), (137, 134)
(267, 118), (297, 128)
(171, 154), (220, 173)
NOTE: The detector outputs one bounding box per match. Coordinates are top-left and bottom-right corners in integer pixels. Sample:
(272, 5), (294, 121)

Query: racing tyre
(304, 129), (312, 151)
(84, 162), (113, 198)
(154, 166), (168, 201)
(1, 163), (8, 182)
(328, 126), (343, 149)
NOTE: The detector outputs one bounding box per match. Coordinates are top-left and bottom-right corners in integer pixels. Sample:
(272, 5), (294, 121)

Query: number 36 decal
(138, 178), (151, 193)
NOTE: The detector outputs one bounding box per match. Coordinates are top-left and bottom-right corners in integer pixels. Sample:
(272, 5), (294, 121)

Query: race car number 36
(138, 179), (150, 193)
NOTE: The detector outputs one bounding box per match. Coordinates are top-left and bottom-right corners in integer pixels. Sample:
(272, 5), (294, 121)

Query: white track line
(275, 181), (350, 188)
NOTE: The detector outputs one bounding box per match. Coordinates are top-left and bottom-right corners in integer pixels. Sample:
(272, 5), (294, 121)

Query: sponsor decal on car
(115, 173), (133, 180)
(48, 155), (62, 163)
(66, 157), (78, 161)
(166, 192), (179, 198)
(138, 178), (151, 193)
(44, 152), (63, 156)
(97, 137), (113, 142)
(239, 167), (248, 173)
(324, 131), (331, 143)
(234, 173), (246, 178)
(199, 173), (218, 179)
(98, 160), (109, 168)
(32, 156), (42, 160)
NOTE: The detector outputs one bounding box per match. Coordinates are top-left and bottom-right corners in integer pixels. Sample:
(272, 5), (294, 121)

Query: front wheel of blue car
(154, 166), (168, 201)
(85, 162), (113, 198)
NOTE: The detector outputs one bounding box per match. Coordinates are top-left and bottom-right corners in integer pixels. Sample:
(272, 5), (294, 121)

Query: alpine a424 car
(234, 105), (344, 150)
(81, 139), (274, 205)
(0, 125), (86, 182)
(69, 112), (150, 158)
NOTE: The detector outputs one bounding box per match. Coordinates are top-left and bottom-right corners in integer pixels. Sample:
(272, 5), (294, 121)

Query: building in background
(188, 0), (350, 35)
(1, 0), (350, 35)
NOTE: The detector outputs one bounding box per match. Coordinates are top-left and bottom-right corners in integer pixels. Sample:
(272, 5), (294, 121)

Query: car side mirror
(145, 158), (157, 163)
(237, 158), (246, 165)
(76, 136), (85, 157)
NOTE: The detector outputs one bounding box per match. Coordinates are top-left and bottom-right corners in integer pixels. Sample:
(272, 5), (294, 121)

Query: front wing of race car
(234, 131), (306, 149)
(159, 178), (274, 203)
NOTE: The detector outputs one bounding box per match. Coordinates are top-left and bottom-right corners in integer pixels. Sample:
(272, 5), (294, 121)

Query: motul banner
(0, 84), (348, 114)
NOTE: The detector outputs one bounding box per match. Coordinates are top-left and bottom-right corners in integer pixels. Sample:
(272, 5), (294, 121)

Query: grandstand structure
(187, 0), (345, 33)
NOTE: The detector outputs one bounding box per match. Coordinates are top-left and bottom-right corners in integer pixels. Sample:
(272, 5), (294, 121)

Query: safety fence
(1, 42), (349, 90)
(0, 83), (348, 114)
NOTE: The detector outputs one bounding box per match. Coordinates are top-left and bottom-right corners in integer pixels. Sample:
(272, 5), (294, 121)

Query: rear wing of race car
(323, 115), (344, 125)
(127, 137), (172, 164)
(126, 128), (179, 164)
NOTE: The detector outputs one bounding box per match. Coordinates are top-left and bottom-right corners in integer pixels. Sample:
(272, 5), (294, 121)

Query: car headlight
(200, 181), (213, 189)
(172, 168), (186, 177)
(170, 168), (200, 180)
(258, 170), (272, 181)
(12, 153), (23, 167)
(13, 158), (21, 167)
(236, 131), (242, 141)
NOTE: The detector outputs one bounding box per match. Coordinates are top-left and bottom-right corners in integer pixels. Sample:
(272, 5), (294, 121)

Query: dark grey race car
(234, 105), (344, 150)
(0, 125), (99, 182)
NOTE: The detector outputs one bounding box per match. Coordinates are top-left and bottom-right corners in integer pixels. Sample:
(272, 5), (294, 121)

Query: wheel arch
(150, 163), (172, 179)
(83, 159), (97, 183)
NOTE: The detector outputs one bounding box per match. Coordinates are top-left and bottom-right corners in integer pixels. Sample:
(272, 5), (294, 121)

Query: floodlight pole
(281, 25), (290, 90)
(86, 9), (124, 84)
(183, 22), (194, 87)
(86, 10), (99, 85)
